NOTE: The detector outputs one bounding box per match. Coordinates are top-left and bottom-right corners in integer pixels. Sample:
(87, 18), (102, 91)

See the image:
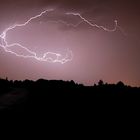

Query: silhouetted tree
(98, 80), (104, 86)
(117, 81), (124, 87)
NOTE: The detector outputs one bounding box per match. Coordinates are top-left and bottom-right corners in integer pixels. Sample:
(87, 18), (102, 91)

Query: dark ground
(0, 78), (140, 113)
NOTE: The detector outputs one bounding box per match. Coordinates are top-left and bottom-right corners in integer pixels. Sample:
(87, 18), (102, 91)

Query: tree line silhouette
(0, 77), (140, 112)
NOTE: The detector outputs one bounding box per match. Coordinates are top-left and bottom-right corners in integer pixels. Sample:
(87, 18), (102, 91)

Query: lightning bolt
(0, 9), (73, 64)
(42, 12), (126, 35)
(66, 12), (117, 32)
(0, 9), (125, 65)
(65, 12), (126, 35)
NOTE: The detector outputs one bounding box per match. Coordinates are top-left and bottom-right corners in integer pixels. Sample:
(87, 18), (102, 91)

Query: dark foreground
(0, 78), (140, 113)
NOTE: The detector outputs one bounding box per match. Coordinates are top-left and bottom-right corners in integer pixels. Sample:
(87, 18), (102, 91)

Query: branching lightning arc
(0, 9), (73, 64)
(0, 9), (122, 64)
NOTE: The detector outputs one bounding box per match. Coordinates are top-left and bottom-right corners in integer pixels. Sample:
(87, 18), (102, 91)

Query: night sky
(0, 0), (140, 86)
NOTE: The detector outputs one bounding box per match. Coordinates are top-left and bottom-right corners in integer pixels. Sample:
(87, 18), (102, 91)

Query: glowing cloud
(0, 9), (73, 64)
(0, 9), (123, 64)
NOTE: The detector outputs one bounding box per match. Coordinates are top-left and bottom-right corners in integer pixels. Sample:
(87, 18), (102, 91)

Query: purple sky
(0, 0), (140, 86)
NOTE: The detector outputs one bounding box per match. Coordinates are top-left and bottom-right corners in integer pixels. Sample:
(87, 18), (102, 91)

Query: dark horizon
(0, 77), (140, 88)
(0, 77), (140, 112)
